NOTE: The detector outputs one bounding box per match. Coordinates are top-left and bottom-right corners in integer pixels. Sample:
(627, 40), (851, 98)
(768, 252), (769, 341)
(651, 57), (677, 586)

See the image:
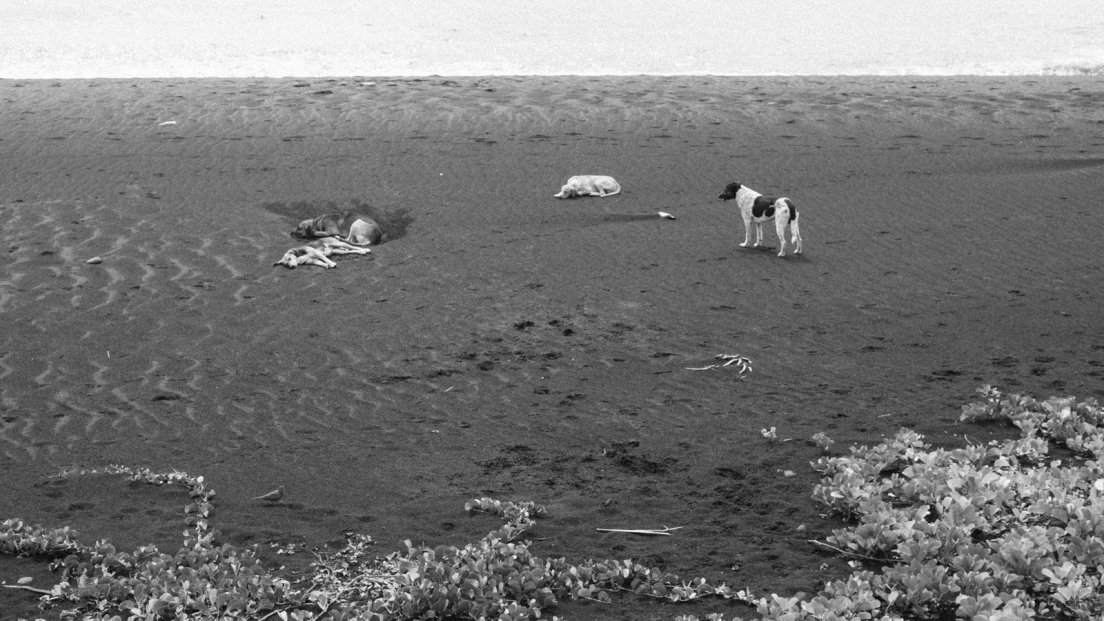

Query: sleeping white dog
(273, 236), (371, 269)
(554, 175), (622, 199)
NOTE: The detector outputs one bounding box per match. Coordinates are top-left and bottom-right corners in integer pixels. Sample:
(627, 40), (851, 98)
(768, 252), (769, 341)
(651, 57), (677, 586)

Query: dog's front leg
(740, 215), (754, 247)
(304, 255), (336, 268)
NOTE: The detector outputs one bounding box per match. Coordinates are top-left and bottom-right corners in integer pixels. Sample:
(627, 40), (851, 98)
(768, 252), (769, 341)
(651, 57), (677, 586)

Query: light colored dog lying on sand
(553, 175), (622, 198)
(291, 210), (383, 245)
(273, 237), (371, 269)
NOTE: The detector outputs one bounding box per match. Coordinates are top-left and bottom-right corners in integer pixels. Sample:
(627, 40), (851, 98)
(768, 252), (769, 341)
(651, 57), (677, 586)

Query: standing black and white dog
(718, 182), (803, 257)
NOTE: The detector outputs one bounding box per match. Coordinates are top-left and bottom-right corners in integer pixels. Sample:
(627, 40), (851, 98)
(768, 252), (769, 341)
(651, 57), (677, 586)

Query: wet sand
(2, 75), (1103, 619)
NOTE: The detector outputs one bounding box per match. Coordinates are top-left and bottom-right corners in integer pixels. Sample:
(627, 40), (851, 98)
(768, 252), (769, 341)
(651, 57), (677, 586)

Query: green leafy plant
(794, 386), (1104, 621)
(4, 386), (1102, 620)
(3, 466), (296, 620)
(811, 432), (835, 453)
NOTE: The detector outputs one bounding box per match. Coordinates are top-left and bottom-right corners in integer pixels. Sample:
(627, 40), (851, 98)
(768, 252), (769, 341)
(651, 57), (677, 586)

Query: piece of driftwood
(808, 539), (888, 562)
(596, 526), (684, 536)
(686, 354), (752, 373)
(2, 583), (53, 595)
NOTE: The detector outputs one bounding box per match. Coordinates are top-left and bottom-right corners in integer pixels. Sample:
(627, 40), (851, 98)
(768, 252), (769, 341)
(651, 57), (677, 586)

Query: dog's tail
(603, 188), (622, 197)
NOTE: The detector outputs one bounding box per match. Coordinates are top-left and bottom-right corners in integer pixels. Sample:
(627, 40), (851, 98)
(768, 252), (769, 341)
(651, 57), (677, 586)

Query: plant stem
(2, 583), (54, 595)
(808, 539), (893, 563)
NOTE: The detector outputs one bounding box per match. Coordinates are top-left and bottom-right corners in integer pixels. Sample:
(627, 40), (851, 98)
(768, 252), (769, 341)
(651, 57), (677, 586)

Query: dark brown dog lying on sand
(291, 211), (383, 246)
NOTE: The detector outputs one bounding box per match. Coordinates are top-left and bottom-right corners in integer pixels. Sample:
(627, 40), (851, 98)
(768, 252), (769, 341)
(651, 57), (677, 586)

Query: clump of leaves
(676, 386), (1104, 621)
(3, 466), (297, 620)
(4, 476), (756, 620)
(811, 432), (835, 453)
(464, 497), (546, 541)
(6, 386), (1102, 621)
(0, 519), (81, 558)
(794, 385), (1104, 621)
(304, 499), (756, 620)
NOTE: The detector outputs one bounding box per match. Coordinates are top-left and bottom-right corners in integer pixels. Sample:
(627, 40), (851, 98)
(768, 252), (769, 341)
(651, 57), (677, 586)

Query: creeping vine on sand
(2, 385), (1103, 620)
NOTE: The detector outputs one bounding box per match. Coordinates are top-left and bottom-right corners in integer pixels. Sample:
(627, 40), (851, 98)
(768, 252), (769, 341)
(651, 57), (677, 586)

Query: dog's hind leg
(779, 199), (802, 255)
(774, 214), (790, 257)
(790, 216), (802, 255)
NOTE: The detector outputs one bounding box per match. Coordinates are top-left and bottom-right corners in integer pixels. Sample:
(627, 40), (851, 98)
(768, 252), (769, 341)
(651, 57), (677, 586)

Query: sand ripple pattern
(0, 193), (689, 466)
(2, 76), (1103, 471)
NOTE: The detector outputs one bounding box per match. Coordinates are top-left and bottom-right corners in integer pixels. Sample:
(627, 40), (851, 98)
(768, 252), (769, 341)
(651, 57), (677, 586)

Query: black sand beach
(2, 75), (1103, 620)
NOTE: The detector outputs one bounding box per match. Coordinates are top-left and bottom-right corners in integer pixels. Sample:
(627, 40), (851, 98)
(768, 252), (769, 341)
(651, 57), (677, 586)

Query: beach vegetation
(811, 432), (835, 453)
(2, 385), (1102, 620)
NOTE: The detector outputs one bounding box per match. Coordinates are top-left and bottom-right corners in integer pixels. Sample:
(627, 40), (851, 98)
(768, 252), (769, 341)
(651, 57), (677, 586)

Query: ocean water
(3, 0), (1103, 78)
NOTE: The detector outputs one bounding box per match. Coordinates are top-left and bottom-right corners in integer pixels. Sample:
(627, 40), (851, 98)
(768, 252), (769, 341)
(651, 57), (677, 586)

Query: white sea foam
(3, 0), (1102, 78)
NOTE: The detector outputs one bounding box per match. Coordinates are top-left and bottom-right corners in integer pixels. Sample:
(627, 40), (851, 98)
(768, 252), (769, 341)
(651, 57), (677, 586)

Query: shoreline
(5, 72), (1104, 79)
(5, 0), (1102, 79)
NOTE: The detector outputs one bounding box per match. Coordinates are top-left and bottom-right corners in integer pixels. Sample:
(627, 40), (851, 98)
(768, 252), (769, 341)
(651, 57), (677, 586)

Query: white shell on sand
(657, 212), (676, 220)
(86, 256), (103, 264)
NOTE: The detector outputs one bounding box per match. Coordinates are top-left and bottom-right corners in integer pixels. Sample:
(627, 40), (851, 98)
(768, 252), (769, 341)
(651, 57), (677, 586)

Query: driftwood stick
(808, 539), (891, 562)
(2, 583), (54, 595)
(687, 354), (752, 372)
(596, 526), (684, 536)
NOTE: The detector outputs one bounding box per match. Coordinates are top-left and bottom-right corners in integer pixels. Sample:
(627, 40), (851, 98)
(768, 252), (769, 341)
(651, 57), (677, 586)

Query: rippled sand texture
(2, 76), (1103, 619)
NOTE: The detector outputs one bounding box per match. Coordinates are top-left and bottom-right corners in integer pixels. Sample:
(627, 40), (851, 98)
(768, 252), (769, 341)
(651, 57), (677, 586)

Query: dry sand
(1, 75), (1103, 619)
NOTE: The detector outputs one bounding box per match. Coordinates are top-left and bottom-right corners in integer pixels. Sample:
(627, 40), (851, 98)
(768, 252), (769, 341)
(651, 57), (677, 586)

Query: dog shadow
(741, 245), (808, 261)
(599, 214), (666, 224)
